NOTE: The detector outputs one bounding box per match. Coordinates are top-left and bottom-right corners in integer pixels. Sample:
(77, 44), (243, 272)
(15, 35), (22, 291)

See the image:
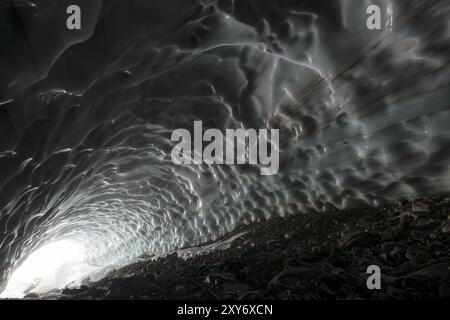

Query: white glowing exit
(0, 240), (97, 298)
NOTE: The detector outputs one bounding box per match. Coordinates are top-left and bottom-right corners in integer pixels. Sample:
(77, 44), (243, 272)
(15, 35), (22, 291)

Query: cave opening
(0, 240), (98, 298)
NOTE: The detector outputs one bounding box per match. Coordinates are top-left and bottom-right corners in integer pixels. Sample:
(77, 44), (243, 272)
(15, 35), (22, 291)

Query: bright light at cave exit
(0, 240), (96, 298)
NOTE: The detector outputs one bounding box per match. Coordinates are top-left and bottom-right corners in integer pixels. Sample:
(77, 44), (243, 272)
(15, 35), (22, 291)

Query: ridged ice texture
(1, 0), (450, 288)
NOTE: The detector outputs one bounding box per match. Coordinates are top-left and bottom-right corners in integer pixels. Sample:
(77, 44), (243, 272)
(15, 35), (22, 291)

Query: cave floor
(33, 196), (450, 300)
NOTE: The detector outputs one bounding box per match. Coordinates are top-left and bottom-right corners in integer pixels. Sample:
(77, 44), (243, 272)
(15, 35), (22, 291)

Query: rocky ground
(33, 195), (450, 300)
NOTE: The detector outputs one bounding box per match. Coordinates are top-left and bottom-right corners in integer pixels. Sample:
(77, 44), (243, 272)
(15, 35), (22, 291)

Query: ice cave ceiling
(0, 0), (450, 292)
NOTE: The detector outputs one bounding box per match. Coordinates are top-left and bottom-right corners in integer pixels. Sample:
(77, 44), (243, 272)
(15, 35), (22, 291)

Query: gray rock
(405, 247), (432, 266)
(442, 222), (450, 233)
(339, 231), (373, 249)
(438, 283), (450, 299)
